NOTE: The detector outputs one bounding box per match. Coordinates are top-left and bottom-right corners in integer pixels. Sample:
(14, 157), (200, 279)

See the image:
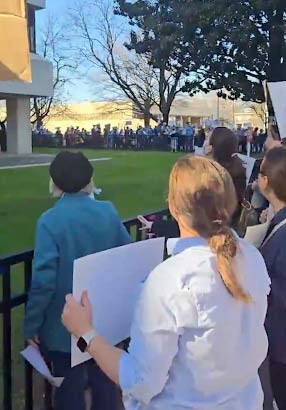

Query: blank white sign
(268, 81), (286, 139)
(72, 237), (165, 367)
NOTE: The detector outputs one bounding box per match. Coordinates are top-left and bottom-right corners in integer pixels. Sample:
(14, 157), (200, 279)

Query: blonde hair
(168, 156), (251, 303)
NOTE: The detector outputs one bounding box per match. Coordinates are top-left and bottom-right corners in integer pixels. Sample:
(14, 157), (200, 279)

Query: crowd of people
(0, 118), (267, 156)
(22, 125), (286, 410)
(32, 122), (268, 157)
(236, 125), (267, 155)
(32, 122), (204, 152)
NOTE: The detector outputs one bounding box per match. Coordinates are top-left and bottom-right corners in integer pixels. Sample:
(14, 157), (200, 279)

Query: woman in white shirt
(62, 156), (270, 410)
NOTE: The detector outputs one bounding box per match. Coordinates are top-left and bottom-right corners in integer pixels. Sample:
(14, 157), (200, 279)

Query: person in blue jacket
(24, 151), (132, 410)
(258, 147), (286, 410)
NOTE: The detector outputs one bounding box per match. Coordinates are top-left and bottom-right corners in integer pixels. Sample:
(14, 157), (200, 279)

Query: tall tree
(180, 0), (286, 104)
(115, 0), (207, 123)
(70, 0), (159, 127)
(31, 17), (75, 129)
(117, 0), (285, 111)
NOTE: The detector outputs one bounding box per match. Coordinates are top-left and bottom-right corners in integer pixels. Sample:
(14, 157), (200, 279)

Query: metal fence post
(0, 210), (170, 410)
(2, 264), (12, 410)
(24, 260), (33, 410)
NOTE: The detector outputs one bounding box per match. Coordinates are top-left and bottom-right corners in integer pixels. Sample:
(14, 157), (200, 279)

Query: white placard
(72, 238), (165, 367)
(244, 223), (269, 248)
(268, 81), (286, 139)
(236, 154), (256, 184)
(21, 346), (64, 387)
(166, 238), (180, 256)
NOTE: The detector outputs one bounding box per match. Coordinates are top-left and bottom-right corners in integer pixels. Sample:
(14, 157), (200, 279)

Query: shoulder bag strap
(261, 217), (286, 248)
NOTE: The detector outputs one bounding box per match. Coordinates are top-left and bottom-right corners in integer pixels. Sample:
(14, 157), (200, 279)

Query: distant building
(46, 101), (143, 133)
(45, 92), (266, 132)
(234, 104), (266, 130)
(0, 0), (53, 154)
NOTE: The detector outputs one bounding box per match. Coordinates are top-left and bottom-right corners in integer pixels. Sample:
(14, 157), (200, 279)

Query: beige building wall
(45, 101), (151, 132)
(0, 0), (53, 154)
(234, 104), (266, 129)
(44, 93), (267, 132)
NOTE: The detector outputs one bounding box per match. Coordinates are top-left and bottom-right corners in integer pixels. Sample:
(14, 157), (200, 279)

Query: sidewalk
(0, 153), (55, 169)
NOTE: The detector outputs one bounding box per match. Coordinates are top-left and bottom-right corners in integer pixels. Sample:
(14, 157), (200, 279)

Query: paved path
(0, 154), (111, 170)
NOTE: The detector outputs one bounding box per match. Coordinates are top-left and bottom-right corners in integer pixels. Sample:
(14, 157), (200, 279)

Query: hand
(62, 291), (93, 339)
(138, 215), (153, 231)
(28, 336), (40, 349)
(265, 126), (281, 151)
(252, 180), (258, 191)
(260, 209), (269, 224)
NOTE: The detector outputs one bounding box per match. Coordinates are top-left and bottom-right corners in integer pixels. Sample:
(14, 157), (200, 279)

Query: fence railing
(0, 209), (171, 410)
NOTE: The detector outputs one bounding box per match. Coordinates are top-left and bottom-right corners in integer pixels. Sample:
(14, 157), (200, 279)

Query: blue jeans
(47, 352), (121, 410)
(185, 136), (194, 152)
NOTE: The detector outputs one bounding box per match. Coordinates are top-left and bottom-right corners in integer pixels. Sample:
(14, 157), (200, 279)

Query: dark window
(27, 5), (36, 53)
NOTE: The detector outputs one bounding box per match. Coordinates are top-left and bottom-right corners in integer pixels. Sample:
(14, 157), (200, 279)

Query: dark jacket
(260, 207), (286, 363)
(152, 158), (246, 239)
(221, 156), (246, 205)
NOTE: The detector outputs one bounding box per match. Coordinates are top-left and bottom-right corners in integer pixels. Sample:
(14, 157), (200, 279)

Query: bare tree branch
(69, 0), (185, 125)
(31, 16), (77, 128)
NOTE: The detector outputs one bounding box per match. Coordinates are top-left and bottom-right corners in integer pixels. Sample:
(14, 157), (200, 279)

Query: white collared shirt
(119, 237), (270, 410)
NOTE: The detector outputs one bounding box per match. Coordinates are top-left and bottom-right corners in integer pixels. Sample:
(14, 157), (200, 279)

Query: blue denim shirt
(260, 207), (286, 363)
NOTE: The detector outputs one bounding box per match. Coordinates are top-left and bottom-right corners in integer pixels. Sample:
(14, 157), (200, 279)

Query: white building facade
(0, 0), (53, 154)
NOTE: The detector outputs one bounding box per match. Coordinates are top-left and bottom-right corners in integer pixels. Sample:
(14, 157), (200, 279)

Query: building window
(27, 5), (36, 53)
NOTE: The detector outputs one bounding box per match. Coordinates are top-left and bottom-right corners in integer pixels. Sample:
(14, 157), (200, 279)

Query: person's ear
(258, 174), (269, 194)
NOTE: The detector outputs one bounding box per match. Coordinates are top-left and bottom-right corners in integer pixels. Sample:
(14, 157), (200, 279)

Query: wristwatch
(77, 329), (97, 353)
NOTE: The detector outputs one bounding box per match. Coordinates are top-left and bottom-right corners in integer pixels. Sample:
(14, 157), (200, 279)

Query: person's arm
(62, 265), (192, 406)
(24, 219), (58, 341)
(269, 246), (286, 310)
(118, 220), (133, 245)
(108, 202), (133, 245)
(234, 169), (247, 204)
(117, 273), (180, 405)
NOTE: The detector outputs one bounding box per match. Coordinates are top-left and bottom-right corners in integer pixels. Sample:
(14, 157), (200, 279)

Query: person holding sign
(24, 151), (131, 410)
(258, 147), (286, 410)
(63, 156), (270, 410)
(146, 127), (246, 240)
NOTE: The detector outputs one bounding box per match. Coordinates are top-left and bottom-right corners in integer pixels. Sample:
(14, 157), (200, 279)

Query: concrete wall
(27, 0), (46, 9)
(6, 97), (32, 154)
(0, 53), (53, 98)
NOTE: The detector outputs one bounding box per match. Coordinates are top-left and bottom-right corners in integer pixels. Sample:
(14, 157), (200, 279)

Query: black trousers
(269, 360), (286, 410)
(46, 351), (122, 410)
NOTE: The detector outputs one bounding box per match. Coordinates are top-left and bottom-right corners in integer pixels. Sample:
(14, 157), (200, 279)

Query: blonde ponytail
(209, 228), (251, 303)
(169, 155), (251, 304)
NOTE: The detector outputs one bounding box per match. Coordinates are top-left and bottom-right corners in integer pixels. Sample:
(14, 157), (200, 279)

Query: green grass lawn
(0, 148), (181, 409)
(0, 148), (182, 256)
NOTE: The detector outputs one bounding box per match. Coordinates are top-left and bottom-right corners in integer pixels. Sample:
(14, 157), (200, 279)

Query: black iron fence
(0, 209), (171, 410)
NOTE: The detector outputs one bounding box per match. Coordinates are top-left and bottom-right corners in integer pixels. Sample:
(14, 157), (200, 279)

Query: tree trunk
(36, 118), (43, 130)
(160, 98), (171, 125)
(144, 113), (150, 127)
(162, 109), (170, 125)
(143, 99), (151, 127)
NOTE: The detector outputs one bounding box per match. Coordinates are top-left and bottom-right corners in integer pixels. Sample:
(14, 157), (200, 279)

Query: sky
(37, 0), (101, 102)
